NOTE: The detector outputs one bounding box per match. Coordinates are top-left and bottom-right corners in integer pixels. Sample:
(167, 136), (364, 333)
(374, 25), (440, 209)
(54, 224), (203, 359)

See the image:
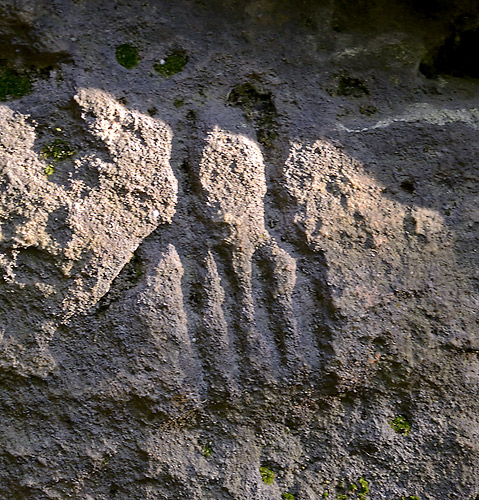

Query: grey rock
(0, 1), (478, 499)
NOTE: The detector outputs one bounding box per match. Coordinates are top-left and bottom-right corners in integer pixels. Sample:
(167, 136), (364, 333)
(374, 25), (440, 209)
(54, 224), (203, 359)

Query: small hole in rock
(400, 180), (415, 194)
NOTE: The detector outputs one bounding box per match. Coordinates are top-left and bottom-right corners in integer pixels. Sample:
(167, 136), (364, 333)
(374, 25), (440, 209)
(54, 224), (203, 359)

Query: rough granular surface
(0, 1), (478, 499)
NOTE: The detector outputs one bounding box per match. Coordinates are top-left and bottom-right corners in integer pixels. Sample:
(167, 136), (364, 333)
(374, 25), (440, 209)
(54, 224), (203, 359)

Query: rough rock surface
(0, 1), (478, 499)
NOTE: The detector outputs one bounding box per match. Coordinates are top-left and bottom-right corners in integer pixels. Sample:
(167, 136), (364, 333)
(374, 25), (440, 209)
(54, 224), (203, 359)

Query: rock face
(0, 1), (478, 499)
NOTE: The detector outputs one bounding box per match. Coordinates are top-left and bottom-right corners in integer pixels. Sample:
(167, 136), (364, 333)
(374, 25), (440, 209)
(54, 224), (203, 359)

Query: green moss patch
(116, 44), (139, 69)
(337, 76), (369, 98)
(44, 164), (55, 176)
(173, 98), (184, 107)
(327, 477), (370, 500)
(201, 444), (213, 457)
(228, 82), (279, 148)
(154, 50), (188, 77)
(360, 105), (377, 116)
(41, 139), (76, 162)
(0, 68), (32, 101)
(259, 466), (275, 485)
(390, 415), (411, 435)
(358, 477), (369, 499)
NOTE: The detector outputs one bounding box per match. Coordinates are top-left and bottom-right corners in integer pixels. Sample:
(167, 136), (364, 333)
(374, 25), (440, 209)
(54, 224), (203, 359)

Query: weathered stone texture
(0, 1), (478, 499)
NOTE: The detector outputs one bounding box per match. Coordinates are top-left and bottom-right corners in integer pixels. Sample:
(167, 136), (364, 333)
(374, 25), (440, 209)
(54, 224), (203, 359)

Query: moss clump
(201, 445), (213, 457)
(228, 82), (279, 148)
(401, 496), (420, 500)
(337, 76), (369, 97)
(116, 44), (139, 69)
(44, 164), (55, 176)
(359, 105), (377, 116)
(186, 109), (197, 122)
(41, 139), (76, 161)
(358, 477), (369, 500)
(0, 68), (32, 101)
(154, 50), (188, 77)
(282, 493), (295, 500)
(333, 477), (369, 499)
(390, 415), (412, 435)
(259, 466), (275, 485)
(129, 254), (143, 284)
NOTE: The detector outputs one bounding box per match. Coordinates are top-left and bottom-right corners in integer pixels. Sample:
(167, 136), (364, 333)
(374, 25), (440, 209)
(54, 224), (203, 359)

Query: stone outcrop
(0, 1), (478, 499)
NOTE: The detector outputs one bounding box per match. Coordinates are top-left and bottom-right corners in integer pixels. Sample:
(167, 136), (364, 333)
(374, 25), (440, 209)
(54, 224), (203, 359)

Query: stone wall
(0, 1), (478, 498)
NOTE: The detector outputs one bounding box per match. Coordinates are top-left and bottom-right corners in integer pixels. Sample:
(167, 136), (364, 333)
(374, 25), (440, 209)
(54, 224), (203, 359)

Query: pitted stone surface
(0, 1), (478, 499)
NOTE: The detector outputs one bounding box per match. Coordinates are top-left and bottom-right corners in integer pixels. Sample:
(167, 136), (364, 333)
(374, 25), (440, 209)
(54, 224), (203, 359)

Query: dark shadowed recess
(420, 27), (479, 79)
(0, 4), (70, 71)
(401, 0), (479, 78)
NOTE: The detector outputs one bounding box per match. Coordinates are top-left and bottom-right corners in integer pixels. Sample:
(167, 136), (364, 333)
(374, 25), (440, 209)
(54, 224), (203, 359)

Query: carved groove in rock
(0, 1), (478, 499)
